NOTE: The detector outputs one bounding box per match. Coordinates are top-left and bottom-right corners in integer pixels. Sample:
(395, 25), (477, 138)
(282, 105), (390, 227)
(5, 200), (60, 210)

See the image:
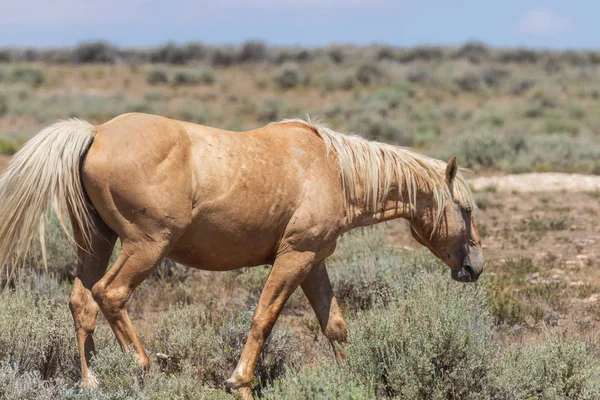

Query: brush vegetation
(3, 42), (600, 174)
(0, 219), (598, 398)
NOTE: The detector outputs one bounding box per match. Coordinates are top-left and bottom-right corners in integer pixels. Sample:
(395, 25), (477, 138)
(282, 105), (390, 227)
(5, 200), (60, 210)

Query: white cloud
(518, 8), (573, 36)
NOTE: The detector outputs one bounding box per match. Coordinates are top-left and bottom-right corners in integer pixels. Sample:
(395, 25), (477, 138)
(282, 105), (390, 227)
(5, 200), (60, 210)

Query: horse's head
(409, 156), (484, 282)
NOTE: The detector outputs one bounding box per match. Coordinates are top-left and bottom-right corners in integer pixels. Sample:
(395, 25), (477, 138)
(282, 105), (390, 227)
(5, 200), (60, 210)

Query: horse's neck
(343, 191), (417, 231)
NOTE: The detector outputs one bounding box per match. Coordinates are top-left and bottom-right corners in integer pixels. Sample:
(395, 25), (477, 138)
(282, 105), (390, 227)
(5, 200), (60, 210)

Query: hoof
(225, 380), (253, 400)
(226, 369), (254, 399)
(135, 353), (151, 370)
(80, 373), (99, 391)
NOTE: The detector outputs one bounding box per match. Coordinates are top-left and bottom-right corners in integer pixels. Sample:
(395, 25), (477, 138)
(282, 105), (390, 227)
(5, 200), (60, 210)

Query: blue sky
(0, 0), (597, 49)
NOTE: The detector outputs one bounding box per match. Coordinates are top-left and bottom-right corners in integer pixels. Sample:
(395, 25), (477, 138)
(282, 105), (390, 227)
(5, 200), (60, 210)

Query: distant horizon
(1, 1), (598, 50)
(2, 39), (598, 52)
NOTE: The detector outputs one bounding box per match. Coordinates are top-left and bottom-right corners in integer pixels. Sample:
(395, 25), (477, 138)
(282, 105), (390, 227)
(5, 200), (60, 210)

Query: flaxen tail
(0, 119), (96, 281)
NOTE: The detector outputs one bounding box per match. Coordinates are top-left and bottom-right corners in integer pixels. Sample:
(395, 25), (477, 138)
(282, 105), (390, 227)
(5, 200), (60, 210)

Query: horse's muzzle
(452, 263), (483, 282)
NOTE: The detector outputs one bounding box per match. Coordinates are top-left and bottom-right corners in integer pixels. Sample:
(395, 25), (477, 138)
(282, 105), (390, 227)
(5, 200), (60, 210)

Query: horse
(0, 113), (483, 398)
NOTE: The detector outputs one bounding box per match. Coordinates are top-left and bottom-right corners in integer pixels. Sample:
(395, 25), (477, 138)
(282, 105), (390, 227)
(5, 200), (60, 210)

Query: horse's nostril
(464, 264), (475, 279)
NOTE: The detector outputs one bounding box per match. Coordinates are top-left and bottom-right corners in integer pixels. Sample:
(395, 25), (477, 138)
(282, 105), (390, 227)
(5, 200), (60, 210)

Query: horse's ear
(446, 156), (458, 185)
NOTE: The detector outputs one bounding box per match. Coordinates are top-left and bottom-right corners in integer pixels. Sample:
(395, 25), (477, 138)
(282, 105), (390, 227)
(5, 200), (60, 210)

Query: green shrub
(258, 97), (288, 122)
(175, 103), (214, 124)
(355, 62), (383, 85)
(0, 290), (78, 380)
(23, 212), (78, 281)
(143, 363), (236, 399)
(146, 69), (169, 85)
(314, 227), (398, 311)
(262, 365), (374, 399)
(0, 140), (19, 155)
(173, 68), (217, 86)
(89, 345), (142, 395)
(344, 272), (493, 399)
(454, 71), (482, 92)
(237, 41), (268, 63)
(347, 113), (414, 145)
(73, 42), (116, 64)
(0, 362), (66, 400)
(480, 66), (511, 87)
(273, 62), (309, 89)
(489, 339), (600, 399)
(435, 130), (600, 173)
(152, 304), (298, 389)
(0, 66), (45, 86)
(314, 70), (356, 92)
(0, 95), (7, 116)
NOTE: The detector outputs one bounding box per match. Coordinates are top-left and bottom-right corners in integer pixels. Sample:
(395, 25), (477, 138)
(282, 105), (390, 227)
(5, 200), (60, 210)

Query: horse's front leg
(301, 260), (349, 362)
(226, 250), (315, 396)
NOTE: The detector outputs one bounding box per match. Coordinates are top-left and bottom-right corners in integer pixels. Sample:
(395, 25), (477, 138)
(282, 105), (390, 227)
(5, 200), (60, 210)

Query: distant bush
(273, 62), (309, 89)
(0, 140), (19, 155)
(172, 68), (217, 86)
(454, 71), (482, 92)
(480, 66), (511, 87)
(258, 97), (288, 122)
(237, 41), (268, 63)
(437, 131), (600, 174)
(175, 102), (214, 124)
(406, 68), (431, 84)
(210, 47), (235, 66)
(355, 62), (383, 85)
(495, 48), (540, 63)
(146, 68), (169, 85)
(509, 78), (536, 95)
(0, 66), (45, 86)
(347, 113), (414, 145)
(397, 46), (444, 63)
(149, 43), (208, 65)
(0, 95), (7, 116)
(314, 69), (356, 92)
(453, 41), (490, 63)
(72, 42), (117, 64)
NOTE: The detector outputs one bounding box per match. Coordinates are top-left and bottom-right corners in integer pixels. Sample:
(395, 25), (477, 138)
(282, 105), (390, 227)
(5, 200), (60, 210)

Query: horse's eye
(465, 207), (472, 215)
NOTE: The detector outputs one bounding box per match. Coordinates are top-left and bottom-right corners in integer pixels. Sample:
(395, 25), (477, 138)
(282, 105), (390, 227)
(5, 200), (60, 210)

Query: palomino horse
(0, 113), (483, 397)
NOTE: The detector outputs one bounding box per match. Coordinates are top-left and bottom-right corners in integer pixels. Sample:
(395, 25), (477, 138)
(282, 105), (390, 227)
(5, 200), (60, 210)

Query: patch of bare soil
(470, 172), (600, 193)
(387, 173), (600, 343)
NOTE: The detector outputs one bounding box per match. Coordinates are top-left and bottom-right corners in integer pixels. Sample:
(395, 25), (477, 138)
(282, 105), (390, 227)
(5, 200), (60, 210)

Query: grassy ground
(2, 225), (599, 399)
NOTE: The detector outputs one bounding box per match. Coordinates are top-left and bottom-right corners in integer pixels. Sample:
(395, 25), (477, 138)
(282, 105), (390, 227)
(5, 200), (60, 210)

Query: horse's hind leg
(301, 261), (349, 362)
(68, 211), (117, 389)
(90, 237), (172, 368)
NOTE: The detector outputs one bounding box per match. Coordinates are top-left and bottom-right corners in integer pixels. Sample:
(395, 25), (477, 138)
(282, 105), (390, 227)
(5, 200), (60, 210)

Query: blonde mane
(279, 119), (475, 228)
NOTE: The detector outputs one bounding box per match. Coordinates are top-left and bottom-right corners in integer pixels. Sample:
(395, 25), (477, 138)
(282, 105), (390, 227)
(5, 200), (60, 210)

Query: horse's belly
(167, 216), (285, 271)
